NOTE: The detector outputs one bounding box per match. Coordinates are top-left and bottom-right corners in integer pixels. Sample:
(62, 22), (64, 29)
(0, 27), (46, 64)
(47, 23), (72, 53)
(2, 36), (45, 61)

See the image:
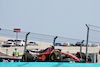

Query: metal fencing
(87, 24), (100, 46)
(0, 28), (84, 46)
(0, 26), (100, 46)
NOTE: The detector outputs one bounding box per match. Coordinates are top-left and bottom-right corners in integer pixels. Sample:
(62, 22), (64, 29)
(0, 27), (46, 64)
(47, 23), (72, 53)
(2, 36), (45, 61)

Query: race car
(22, 36), (80, 62)
(22, 46), (80, 62)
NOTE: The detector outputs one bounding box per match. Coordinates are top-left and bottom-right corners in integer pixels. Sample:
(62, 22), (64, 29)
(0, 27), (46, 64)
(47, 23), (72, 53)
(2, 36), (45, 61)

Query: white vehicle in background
(88, 43), (92, 47)
(2, 39), (15, 47)
(14, 40), (25, 46)
(94, 44), (100, 47)
(27, 42), (38, 46)
(84, 43), (91, 47)
(91, 43), (100, 47)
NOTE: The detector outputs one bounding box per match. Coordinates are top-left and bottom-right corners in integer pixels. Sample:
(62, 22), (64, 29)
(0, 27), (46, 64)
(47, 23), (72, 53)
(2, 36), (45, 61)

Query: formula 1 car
(22, 36), (80, 62)
(22, 46), (80, 62)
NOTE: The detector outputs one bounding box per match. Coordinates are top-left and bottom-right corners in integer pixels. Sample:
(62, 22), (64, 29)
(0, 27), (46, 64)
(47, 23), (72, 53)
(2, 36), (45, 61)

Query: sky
(0, 0), (100, 40)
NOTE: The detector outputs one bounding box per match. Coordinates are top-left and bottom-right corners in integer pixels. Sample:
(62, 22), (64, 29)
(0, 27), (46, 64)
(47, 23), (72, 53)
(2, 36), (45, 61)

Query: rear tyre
(22, 53), (33, 62)
(22, 54), (27, 62)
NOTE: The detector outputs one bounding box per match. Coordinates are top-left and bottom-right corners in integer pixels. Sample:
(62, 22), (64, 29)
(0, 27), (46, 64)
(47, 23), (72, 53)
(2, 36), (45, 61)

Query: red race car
(22, 46), (80, 62)
(22, 36), (80, 62)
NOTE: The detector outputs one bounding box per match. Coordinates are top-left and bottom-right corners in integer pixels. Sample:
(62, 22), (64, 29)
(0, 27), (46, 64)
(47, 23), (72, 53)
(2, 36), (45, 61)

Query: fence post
(80, 40), (85, 53)
(96, 53), (98, 63)
(24, 32), (30, 53)
(53, 36), (58, 50)
(85, 24), (89, 63)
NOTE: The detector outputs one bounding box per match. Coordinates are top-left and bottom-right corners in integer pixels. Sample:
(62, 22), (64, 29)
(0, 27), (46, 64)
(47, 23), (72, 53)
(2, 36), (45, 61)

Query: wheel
(76, 52), (86, 62)
(49, 51), (62, 61)
(22, 53), (33, 62)
(22, 54), (27, 62)
(49, 52), (57, 61)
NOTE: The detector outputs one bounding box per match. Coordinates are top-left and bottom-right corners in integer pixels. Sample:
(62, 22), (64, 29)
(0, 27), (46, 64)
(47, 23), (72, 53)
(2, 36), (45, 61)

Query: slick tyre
(22, 54), (27, 62)
(49, 52), (57, 61)
(50, 51), (62, 61)
(22, 53), (33, 62)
